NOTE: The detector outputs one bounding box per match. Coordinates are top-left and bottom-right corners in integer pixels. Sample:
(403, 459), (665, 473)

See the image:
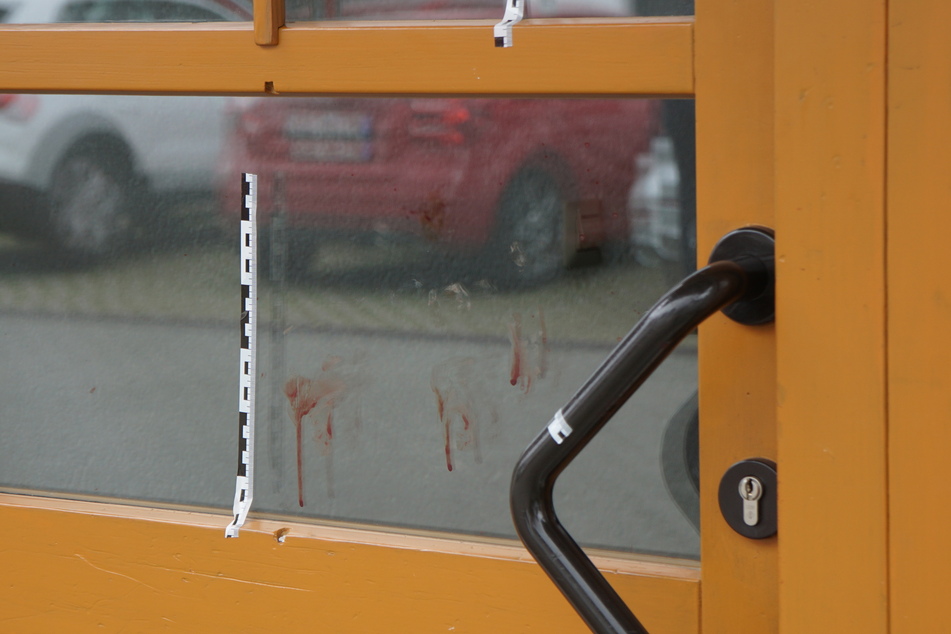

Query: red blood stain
(509, 313), (524, 388)
(508, 312), (534, 393)
(284, 360), (355, 505)
(508, 309), (550, 394)
(431, 382), (455, 472)
(411, 191), (448, 242)
(432, 387), (451, 471)
(431, 358), (487, 472)
(284, 376), (320, 507)
(435, 389), (446, 422)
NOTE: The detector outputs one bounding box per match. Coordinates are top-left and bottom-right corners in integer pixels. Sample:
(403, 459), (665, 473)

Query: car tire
(660, 391), (700, 532)
(47, 147), (137, 259)
(488, 167), (577, 287)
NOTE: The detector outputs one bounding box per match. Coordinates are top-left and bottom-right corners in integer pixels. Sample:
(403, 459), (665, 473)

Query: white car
(629, 135), (682, 265)
(0, 0), (251, 257)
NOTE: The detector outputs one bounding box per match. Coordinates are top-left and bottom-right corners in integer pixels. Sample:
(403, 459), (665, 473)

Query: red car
(219, 95), (658, 285)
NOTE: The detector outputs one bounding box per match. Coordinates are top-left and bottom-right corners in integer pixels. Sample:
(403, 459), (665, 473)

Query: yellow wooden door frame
(0, 11), (707, 634)
(0, 18), (693, 95)
(775, 1), (889, 631)
(701, 1), (894, 629)
(887, 1), (951, 631)
(694, 2), (778, 630)
(0, 0), (908, 631)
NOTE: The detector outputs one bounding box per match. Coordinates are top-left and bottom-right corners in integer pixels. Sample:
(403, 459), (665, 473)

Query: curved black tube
(510, 258), (763, 634)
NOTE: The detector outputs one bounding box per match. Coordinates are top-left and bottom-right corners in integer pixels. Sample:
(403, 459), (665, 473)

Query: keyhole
(744, 478), (754, 497)
(739, 476), (762, 501)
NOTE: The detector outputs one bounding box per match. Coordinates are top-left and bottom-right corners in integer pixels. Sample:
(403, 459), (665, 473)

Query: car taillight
(408, 99), (472, 146)
(0, 94), (38, 121)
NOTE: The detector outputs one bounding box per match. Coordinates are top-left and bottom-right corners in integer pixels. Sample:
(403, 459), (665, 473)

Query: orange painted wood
(0, 495), (699, 633)
(774, 1), (888, 631)
(887, 1), (951, 630)
(694, 0), (778, 630)
(254, 0), (284, 45)
(0, 19), (693, 96)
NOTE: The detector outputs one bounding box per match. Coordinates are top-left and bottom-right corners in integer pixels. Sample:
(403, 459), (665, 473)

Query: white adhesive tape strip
(494, 0), (524, 48)
(547, 410), (572, 445)
(226, 173), (258, 539)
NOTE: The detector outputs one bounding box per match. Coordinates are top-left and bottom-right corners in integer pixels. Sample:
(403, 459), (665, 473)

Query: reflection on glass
(0, 0), (694, 25)
(286, 0), (636, 21)
(284, 0), (695, 21)
(0, 92), (698, 558)
(635, 0), (694, 18)
(0, 0), (251, 24)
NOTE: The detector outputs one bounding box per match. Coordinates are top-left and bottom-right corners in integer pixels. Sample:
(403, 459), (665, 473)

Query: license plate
(289, 139), (374, 163)
(284, 111), (373, 140)
(284, 110), (374, 162)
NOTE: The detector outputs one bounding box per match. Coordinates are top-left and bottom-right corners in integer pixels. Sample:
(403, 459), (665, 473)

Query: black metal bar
(509, 259), (754, 634)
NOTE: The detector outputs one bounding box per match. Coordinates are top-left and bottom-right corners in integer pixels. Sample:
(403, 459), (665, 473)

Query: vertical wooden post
(255, 0), (285, 46)
(695, 1), (778, 630)
(775, 1), (889, 632)
(888, 1), (951, 630)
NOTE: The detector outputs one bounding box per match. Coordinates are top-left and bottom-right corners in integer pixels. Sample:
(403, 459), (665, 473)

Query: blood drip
(509, 313), (523, 387)
(284, 376), (319, 507)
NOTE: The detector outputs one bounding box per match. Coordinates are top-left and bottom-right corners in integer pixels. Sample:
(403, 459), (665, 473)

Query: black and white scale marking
(493, 0), (523, 47)
(226, 173), (258, 538)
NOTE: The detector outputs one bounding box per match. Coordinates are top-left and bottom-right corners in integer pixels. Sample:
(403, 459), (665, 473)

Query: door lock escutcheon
(719, 458), (778, 539)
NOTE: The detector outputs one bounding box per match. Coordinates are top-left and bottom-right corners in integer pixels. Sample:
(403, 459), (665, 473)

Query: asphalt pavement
(0, 228), (699, 558)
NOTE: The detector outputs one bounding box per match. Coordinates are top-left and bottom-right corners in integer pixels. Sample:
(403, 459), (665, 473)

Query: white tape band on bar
(494, 0), (524, 48)
(547, 410), (572, 445)
(226, 173), (258, 539)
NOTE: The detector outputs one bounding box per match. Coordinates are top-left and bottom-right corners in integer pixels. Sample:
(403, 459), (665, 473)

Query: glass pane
(287, 0), (633, 21)
(284, 0), (694, 21)
(0, 93), (698, 558)
(0, 0), (252, 24)
(0, 0), (692, 25)
(634, 0), (694, 17)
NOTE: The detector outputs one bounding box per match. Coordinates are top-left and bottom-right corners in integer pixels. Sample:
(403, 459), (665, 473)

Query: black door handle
(509, 226), (775, 634)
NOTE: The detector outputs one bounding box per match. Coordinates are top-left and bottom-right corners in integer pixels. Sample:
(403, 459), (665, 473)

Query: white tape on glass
(226, 173), (258, 538)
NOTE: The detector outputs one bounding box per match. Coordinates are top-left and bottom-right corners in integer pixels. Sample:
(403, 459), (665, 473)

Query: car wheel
(660, 391), (700, 532)
(48, 149), (135, 259)
(489, 167), (577, 287)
